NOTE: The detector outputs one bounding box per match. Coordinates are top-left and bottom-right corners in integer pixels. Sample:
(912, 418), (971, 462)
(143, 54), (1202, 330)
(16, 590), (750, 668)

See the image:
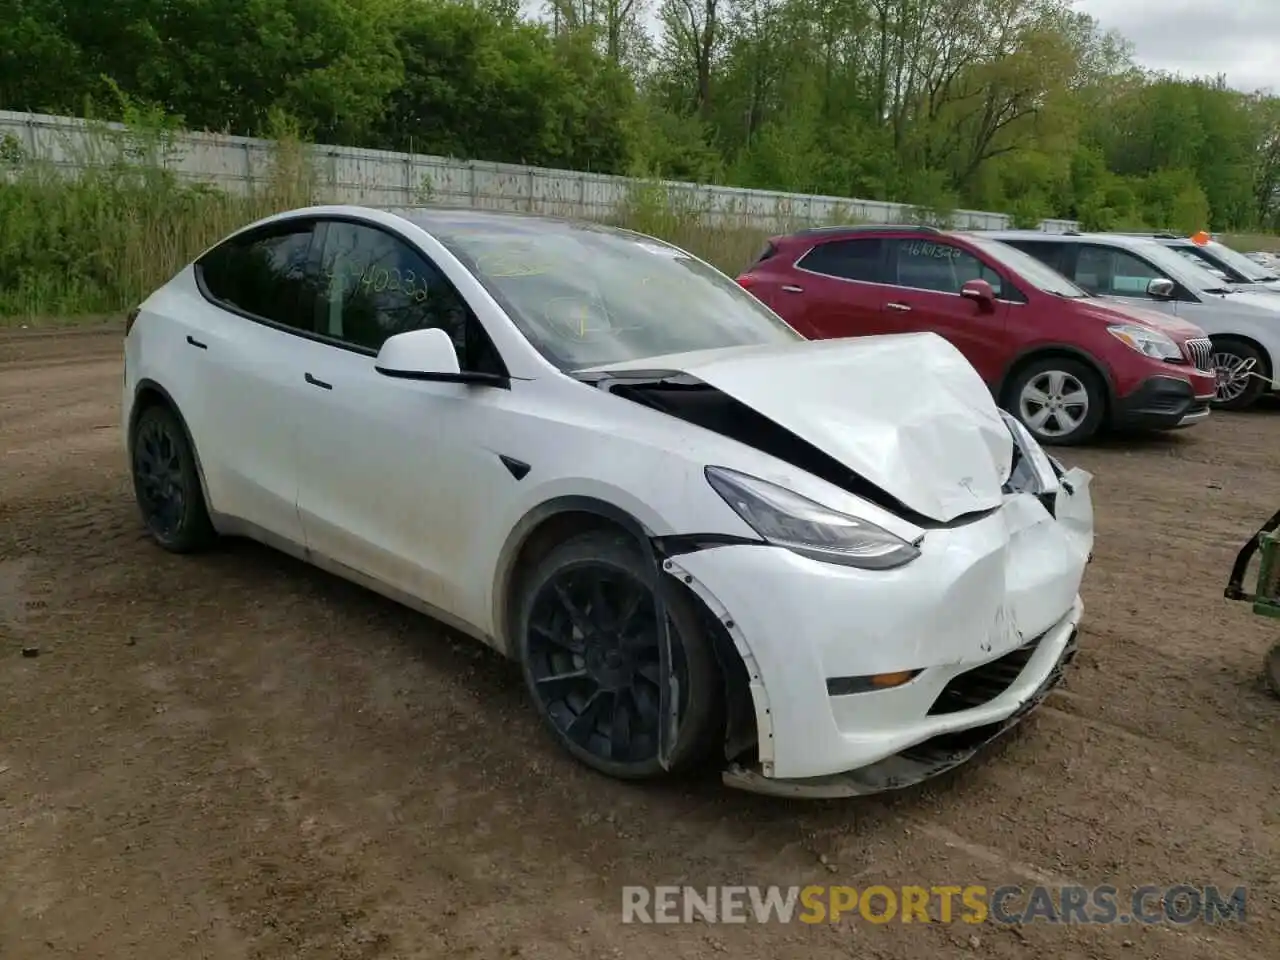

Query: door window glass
(796, 239), (885, 283)
(197, 224), (318, 331)
(893, 239), (1004, 297)
(315, 221), (504, 373)
(1074, 246), (1163, 297)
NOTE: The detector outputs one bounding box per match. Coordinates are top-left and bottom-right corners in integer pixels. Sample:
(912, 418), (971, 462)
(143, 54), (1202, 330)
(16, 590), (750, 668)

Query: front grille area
(1185, 337), (1213, 372)
(927, 636), (1043, 715)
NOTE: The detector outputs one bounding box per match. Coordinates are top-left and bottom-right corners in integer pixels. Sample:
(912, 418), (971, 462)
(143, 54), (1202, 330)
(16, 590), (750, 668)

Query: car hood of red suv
(1082, 297), (1205, 340)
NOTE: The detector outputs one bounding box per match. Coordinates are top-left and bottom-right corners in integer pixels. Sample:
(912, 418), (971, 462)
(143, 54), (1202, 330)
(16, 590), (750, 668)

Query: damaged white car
(123, 206), (1095, 796)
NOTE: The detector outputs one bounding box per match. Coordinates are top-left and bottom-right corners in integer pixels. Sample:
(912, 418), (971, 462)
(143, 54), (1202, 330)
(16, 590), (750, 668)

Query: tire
(1209, 338), (1267, 411)
(130, 403), (216, 553)
(514, 530), (722, 780)
(1005, 357), (1106, 446)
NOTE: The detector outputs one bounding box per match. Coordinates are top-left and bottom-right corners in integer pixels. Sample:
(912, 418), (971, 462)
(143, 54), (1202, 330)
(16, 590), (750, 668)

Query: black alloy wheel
(516, 532), (721, 780)
(130, 404), (215, 552)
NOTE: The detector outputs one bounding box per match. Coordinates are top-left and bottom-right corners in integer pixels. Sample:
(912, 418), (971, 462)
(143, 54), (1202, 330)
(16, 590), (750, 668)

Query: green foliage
(2, 0), (1280, 322)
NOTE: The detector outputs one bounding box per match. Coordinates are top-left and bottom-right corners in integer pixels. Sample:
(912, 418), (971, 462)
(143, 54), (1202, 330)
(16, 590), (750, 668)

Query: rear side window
(197, 224), (318, 333)
(752, 241), (779, 266)
(796, 239), (885, 283)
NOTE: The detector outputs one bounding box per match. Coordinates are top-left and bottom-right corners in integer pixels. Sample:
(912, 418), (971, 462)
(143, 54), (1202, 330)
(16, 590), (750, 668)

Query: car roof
(386, 205), (679, 247)
(980, 230), (1173, 253)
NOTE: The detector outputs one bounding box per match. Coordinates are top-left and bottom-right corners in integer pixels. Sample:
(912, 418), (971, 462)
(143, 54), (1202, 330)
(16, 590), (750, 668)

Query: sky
(1074, 0), (1275, 92)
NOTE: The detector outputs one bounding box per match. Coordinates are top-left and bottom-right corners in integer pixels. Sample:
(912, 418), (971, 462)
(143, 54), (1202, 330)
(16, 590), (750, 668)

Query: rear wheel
(130, 403), (216, 553)
(514, 530), (722, 780)
(1006, 357), (1105, 446)
(1209, 338), (1267, 411)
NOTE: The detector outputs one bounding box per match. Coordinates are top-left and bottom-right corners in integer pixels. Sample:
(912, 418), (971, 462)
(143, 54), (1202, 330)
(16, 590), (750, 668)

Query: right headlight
(1000, 411), (1060, 495)
(1107, 323), (1182, 361)
(704, 466), (921, 570)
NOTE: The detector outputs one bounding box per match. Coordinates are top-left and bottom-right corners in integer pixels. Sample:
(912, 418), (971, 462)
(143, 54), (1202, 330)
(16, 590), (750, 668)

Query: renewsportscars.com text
(621, 884), (1247, 925)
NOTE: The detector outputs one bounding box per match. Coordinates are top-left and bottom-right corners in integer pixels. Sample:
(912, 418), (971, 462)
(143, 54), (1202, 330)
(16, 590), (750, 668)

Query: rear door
(190, 219), (321, 544)
(880, 238), (1014, 383)
(771, 237), (892, 339)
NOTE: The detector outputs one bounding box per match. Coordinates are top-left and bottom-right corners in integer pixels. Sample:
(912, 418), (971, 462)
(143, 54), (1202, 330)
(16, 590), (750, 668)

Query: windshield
(1171, 247), (1232, 281)
(425, 219), (802, 370)
(1203, 241), (1279, 282)
(1129, 240), (1231, 292)
(966, 236), (1089, 297)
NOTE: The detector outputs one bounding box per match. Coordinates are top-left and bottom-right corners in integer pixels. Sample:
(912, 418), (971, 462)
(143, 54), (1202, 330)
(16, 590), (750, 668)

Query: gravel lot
(2, 326), (1278, 960)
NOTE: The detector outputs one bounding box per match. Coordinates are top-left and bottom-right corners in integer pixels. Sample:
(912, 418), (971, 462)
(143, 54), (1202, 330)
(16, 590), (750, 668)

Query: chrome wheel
(1018, 370), (1090, 439)
(1212, 351), (1256, 403)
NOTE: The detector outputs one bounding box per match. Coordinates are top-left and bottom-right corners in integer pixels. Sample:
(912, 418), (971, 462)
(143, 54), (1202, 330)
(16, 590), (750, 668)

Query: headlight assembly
(704, 466), (921, 570)
(1001, 411), (1060, 496)
(1107, 323), (1182, 361)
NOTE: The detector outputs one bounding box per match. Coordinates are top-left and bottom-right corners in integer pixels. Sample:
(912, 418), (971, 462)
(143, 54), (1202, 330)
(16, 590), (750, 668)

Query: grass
(2, 123), (1276, 326)
(0, 128), (797, 326)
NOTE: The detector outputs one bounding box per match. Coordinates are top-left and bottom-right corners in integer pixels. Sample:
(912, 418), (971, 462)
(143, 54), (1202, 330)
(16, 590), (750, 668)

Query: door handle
(781, 284), (804, 294)
(886, 302), (912, 312)
(186, 335), (208, 350)
(304, 372), (332, 390)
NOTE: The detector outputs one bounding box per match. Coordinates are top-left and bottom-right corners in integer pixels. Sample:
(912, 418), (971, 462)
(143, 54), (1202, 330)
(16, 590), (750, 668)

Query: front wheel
(1209, 338), (1267, 411)
(1005, 358), (1106, 446)
(130, 403), (216, 553)
(514, 531), (722, 780)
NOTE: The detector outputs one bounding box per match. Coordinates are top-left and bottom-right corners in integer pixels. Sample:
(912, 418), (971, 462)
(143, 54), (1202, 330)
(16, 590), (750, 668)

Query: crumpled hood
(584, 332), (1013, 523)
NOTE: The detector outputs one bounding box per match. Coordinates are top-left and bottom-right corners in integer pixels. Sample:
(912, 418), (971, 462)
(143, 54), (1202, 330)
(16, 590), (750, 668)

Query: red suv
(736, 225), (1218, 445)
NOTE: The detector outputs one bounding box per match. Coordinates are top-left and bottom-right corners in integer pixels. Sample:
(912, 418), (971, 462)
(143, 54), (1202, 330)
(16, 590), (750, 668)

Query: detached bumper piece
(722, 629), (1079, 799)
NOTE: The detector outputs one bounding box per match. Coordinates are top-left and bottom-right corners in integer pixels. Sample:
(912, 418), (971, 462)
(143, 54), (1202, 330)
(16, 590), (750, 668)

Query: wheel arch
(995, 345), (1117, 417)
(1208, 332), (1274, 380)
(491, 497), (762, 768)
(129, 379), (215, 515)
(491, 496), (655, 659)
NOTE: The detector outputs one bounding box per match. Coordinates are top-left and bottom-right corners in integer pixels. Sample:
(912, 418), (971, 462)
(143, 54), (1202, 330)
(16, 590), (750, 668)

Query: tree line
(3, 0), (1278, 232)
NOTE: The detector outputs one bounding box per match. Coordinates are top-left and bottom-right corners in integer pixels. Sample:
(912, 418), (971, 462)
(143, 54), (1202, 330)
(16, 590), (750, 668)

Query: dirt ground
(1, 327), (1278, 960)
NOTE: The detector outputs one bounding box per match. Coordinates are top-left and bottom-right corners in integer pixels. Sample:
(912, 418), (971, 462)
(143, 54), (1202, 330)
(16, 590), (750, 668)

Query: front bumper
(1111, 374), (1214, 430)
(666, 470), (1094, 786)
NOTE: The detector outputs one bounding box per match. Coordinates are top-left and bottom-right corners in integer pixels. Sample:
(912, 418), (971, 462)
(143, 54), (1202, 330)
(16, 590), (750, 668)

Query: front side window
(315, 221), (503, 373)
(891, 239), (1005, 298)
(1073, 246), (1163, 298)
(197, 223), (318, 331)
(796, 239), (885, 283)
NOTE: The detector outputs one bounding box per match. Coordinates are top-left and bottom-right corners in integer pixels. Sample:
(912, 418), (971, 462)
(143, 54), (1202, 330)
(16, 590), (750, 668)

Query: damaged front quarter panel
(655, 544), (777, 776)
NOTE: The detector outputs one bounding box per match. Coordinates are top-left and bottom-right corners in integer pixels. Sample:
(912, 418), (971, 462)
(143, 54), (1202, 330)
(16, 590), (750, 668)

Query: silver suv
(983, 231), (1280, 411)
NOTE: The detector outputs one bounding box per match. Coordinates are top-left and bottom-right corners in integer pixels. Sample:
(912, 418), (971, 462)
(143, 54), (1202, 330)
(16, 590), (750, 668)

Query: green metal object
(1255, 531), (1280, 620)
(1224, 511), (1280, 697)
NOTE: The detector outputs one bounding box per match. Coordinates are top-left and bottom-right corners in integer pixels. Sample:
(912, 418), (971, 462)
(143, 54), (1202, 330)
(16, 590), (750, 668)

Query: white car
(123, 205), (1095, 796)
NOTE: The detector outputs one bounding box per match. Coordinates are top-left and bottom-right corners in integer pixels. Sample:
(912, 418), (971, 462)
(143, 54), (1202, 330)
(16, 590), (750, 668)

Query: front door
(879, 238), (1012, 383)
(291, 218), (515, 627)
(188, 219), (322, 545)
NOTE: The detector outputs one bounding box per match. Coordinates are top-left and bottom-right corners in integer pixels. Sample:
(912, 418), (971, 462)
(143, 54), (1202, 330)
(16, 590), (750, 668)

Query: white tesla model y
(123, 205), (1095, 797)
